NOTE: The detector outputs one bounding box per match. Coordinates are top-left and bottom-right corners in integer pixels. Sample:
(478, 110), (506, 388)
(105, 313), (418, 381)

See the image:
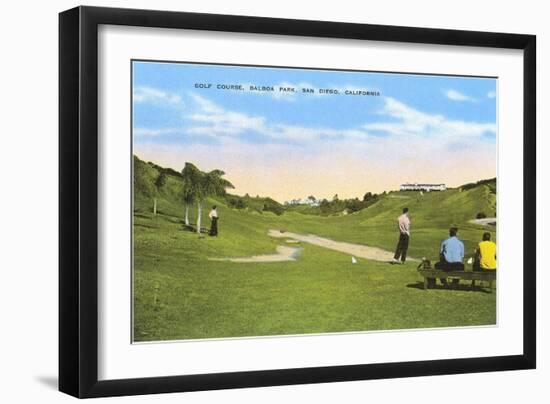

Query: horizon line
(134, 154), (496, 204)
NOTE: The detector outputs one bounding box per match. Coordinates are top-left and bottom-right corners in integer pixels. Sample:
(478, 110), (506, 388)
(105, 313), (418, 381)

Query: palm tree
(181, 163), (201, 227)
(195, 169), (234, 234)
(182, 191), (194, 226)
(181, 164), (234, 234)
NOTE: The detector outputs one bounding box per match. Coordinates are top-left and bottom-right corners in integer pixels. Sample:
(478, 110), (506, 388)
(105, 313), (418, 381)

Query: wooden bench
(417, 269), (496, 292)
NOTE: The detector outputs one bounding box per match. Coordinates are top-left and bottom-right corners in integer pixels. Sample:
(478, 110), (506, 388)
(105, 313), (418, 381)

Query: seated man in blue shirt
(433, 227), (465, 286)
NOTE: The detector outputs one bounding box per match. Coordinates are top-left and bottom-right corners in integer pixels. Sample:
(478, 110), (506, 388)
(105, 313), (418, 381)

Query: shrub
(227, 197), (247, 209)
(263, 202), (284, 216)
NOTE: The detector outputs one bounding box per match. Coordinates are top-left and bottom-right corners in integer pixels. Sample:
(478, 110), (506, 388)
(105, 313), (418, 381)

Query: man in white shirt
(208, 205), (219, 236)
(392, 207), (410, 264)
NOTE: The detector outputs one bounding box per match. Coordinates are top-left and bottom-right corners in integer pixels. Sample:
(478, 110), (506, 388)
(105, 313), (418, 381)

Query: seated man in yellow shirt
(473, 232), (497, 271)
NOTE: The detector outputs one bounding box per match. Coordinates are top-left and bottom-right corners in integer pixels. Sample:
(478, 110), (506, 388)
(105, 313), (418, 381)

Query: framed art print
(59, 6), (536, 398)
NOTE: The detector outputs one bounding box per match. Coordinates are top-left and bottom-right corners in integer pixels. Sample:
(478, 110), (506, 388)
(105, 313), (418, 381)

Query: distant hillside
(133, 155), (497, 260)
(285, 193), (383, 216)
(459, 178), (496, 194)
(273, 183), (497, 259)
(134, 155), (496, 221)
(134, 155), (184, 204)
(133, 155), (285, 215)
(365, 184), (496, 227)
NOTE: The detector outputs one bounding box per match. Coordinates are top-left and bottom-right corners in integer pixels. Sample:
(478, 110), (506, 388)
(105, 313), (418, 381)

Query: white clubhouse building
(285, 198), (321, 206)
(400, 183), (447, 192)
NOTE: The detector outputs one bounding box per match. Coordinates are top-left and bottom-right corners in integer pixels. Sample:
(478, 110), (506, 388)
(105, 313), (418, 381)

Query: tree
(181, 163), (234, 234)
(263, 199), (284, 216)
(189, 167), (235, 234)
(155, 171), (167, 189)
(133, 156), (156, 199)
(320, 198), (330, 214)
(196, 169), (234, 233)
(182, 190), (194, 225)
(345, 198), (363, 213)
(153, 172), (167, 215)
(181, 163), (202, 227)
(228, 197), (246, 209)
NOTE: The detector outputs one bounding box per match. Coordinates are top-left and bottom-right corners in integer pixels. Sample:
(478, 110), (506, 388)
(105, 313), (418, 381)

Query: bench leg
(423, 277), (428, 290)
(471, 280), (475, 290)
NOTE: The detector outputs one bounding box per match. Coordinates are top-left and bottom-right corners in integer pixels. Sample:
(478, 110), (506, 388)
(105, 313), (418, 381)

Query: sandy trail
(210, 230), (417, 264)
(469, 217), (497, 226)
(269, 229), (418, 262)
(209, 245), (301, 263)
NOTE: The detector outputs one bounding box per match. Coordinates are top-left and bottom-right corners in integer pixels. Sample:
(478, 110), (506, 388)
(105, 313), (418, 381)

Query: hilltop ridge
(134, 155), (496, 220)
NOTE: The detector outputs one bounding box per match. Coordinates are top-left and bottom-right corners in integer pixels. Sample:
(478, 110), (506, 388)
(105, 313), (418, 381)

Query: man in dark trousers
(208, 205), (218, 236)
(392, 207), (410, 264)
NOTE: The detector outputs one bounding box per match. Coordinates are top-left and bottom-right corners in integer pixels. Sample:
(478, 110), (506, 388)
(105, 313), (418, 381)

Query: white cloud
(141, 93), (495, 146)
(487, 90), (496, 98)
(186, 94), (268, 137)
(364, 97), (495, 138)
(184, 93), (372, 141)
(134, 127), (181, 137)
(445, 89), (476, 102)
(133, 86), (182, 105)
(188, 93), (223, 113)
(273, 125), (369, 141)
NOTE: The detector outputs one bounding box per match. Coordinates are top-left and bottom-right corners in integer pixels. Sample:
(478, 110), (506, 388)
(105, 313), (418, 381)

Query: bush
(227, 197), (247, 209)
(345, 198), (363, 213)
(263, 202), (284, 216)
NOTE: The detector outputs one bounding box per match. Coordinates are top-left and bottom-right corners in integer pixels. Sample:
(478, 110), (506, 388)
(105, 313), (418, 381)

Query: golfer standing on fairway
(208, 205), (219, 237)
(393, 207), (410, 264)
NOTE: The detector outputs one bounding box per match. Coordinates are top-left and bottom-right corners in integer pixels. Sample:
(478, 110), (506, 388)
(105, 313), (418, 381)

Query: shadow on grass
(134, 210), (182, 222)
(182, 223), (211, 235)
(406, 281), (493, 294)
(134, 211), (152, 219)
(182, 223), (195, 232)
(134, 222), (159, 230)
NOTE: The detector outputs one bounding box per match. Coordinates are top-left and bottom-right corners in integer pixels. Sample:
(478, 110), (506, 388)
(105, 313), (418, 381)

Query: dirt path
(469, 217), (497, 227)
(210, 230), (417, 264)
(269, 229), (418, 262)
(209, 245), (301, 263)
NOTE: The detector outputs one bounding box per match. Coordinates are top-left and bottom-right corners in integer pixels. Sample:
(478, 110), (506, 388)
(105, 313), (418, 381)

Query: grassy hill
(272, 185), (496, 259)
(133, 156), (497, 342)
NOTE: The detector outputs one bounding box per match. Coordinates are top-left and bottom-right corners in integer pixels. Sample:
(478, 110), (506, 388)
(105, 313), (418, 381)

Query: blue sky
(132, 60), (497, 202)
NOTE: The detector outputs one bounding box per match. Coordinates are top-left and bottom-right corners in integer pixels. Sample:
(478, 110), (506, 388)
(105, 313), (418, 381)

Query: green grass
(133, 180), (497, 342)
(135, 240), (495, 341)
(263, 186), (496, 261)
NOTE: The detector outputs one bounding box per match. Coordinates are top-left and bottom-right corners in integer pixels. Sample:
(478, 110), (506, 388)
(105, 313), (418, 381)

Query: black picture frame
(59, 5), (536, 398)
